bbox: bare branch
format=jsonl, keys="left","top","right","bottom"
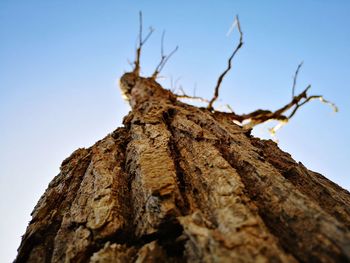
{"left": 297, "top": 95, "right": 338, "bottom": 113}
{"left": 134, "top": 11, "right": 154, "bottom": 75}
{"left": 161, "top": 30, "right": 165, "bottom": 58}
{"left": 127, "top": 59, "right": 134, "bottom": 69}
{"left": 268, "top": 92, "right": 337, "bottom": 137}
{"left": 226, "top": 16, "right": 239, "bottom": 37}
{"left": 139, "top": 11, "right": 142, "bottom": 46}
{"left": 152, "top": 32, "right": 179, "bottom": 79}
{"left": 236, "top": 84, "right": 337, "bottom": 136}
{"left": 221, "top": 62, "right": 337, "bottom": 137}
{"left": 176, "top": 94, "right": 209, "bottom": 103}
{"left": 178, "top": 86, "right": 186, "bottom": 95}
{"left": 175, "top": 85, "right": 209, "bottom": 103}
{"left": 207, "top": 15, "right": 243, "bottom": 111}
{"left": 226, "top": 104, "right": 235, "bottom": 113}
{"left": 292, "top": 61, "right": 303, "bottom": 98}
{"left": 269, "top": 120, "right": 288, "bottom": 138}
{"left": 169, "top": 76, "right": 182, "bottom": 92}
{"left": 152, "top": 31, "right": 166, "bottom": 78}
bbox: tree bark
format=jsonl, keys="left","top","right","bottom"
{"left": 16, "top": 73, "right": 350, "bottom": 263}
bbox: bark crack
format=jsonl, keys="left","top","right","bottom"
{"left": 162, "top": 108, "right": 191, "bottom": 216}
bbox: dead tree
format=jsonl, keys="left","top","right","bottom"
{"left": 15, "top": 13, "right": 349, "bottom": 263}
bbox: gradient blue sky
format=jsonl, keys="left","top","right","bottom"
{"left": 1, "top": 1, "right": 350, "bottom": 261}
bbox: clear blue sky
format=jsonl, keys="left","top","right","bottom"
{"left": 1, "top": 1, "right": 349, "bottom": 261}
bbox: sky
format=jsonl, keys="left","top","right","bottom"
{"left": 1, "top": 1, "right": 350, "bottom": 261}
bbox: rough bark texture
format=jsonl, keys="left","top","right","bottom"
{"left": 16, "top": 73, "right": 350, "bottom": 263}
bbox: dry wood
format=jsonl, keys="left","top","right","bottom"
{"left": 16, "top": 73, "right": 350, "bottom": 263}
{"left": 208, "top": 15, "right": 243, "bottom": 111}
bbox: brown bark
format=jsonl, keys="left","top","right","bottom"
{"left": 16, "top": 73, "right": 350, "bottom": 263}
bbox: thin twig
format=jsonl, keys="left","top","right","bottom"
{"left": 152, "top": 34, "right": 179, "bottom": 79}
{"left": 269, "top": 120, "right": 288, "bottom": 138}
{"left": 175, "top": 85, "right": 209, "bottom": 103}
{"left": 134, "top": 11, "right": 154, "bottom": 75}
{"left": 161, "top": 30, "right": 165, "bottom": 58}
{"left": 292, "top": 61, "right": 303, "bottom": 98}
{"left": 207, "top": 15, "right": 243, "bottom": 111}
{"left": 226, "top": 104, "right": 235, "bottom": 113}
{"left": 297, "top": 95, "right": 338, "bottom": 112}
{"left": 152, "top": 31, "right": 166, "bottom": 77}
{"left": 176, "top": 94, "right": 210, "bottom": 103}
{"left": 170, "top": 76, "right": 182, "bottom": 92}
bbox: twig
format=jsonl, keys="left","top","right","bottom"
{"left": 152, "top": 31, "right": 178, "bottom": 79}
{"left": 207, "top": 15, "right": 243, "bottom": 111}
{"left": 292, "top": 61, "right": 303, "bottom": 98}
{"left": 296, "top": 95, "right": 338, "bottom": 113}
{"left": 269, "top": 120, "right": 288, "bottom": 138}
{"left": 134, "top": 11, "right": 154, "bottom": 75}
{"left": 176, "top": 94, "right": 209, "bottom": 103}
{"left": 225, "top": 104, "right": 235, "bottom": 113}
{"left": 175, "top": 85, "right": 209, "bottom": 103}
{"left": 170, "top": 76, "right": 182, "bottom": 92}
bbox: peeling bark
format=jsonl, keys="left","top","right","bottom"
{"left": 16, "top": 74, "right": 350, "bottom": 262}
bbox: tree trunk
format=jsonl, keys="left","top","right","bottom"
{"left": 16, "top": 73, "right": 350, "bottom": 263}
